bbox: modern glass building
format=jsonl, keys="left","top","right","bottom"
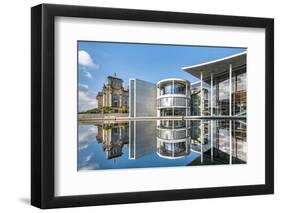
{"left": 182, "top": 51, "right": 247, "bottom": 163}
{"left": 183, "top": 51, "right": 247, "bottom": 117}
{"left": 156, "top": 78, "right": 190, "bottom": 117}
{"left": 127, "top": 52, "right": 247, "bottom": 162}
{"left": 156, "top": 78, "right": 191, "bottom": 159}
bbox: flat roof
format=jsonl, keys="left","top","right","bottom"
{"left": 157, "top": 78, "right": 189, "bottom": 85}
{"left": 182, "top": 51, "right": 246, "bottom": 78}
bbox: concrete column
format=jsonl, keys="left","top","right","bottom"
{"left": 105, "top": 91, "right": 108, "bottom": 106}
{"left": 157, "top": 83, "right": 160, "bottom": 117}
{"left": 119, "top": 126, "right": 122, "bottom": 138}
{"left": 134, "top": 79, "right": 136, "bottom": 117}
{"left": 129, "top": 80, "right": 132, "bottom": 118}
{"left": 211, "top": 73, "right": 213, "bottom": 161}
{"left": 109, "top": 91, "right": 112, "bottom": 107}
{"left": 200, "top": 71, "right": 203, "bottom": 163}
{"left": 200, "top": 71, "right": 203, "bottom": 122}
{"left": 133, "top": 120, "right": 136, "bottom": 158}
{"left": 102, "top": 94, "right": 105, "bottom": 113}
{"left": 229, "top": 63, "right": 232, "bottom": 164}
{"left": 211, "top": 73, "right": 213, "bottom": 116}
{"left": 120, "top": 93, "right": 122, "bottom": 107}
{"left": 172, "top": 80, "right": 175, "bottom": 116}
{"left": 103, "top": 94, "right": 105, "bottom": 106}
{"left": 186, "top": 82, "right": 188, "bottom": 116}
{"left": 201, "top": 121, "right": 203, "bottom": 164}
{"left": 229, "top": 63, "right": 232, "bottom": 116}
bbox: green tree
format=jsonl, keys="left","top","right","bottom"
{"left": 86, "top": 108, "right": 99, "bottom": 113}
{"left": 119, "top": 105, "right": 128, "bottom": 113}
{"left": 103, "top": 106, "right": 113, "bottom": 113}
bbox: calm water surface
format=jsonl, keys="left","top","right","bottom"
{"left": 78, "top": 119, "right": 246, "bottom": 171}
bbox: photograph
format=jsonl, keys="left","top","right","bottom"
{"left": 29, "top": 2, "right": 274, "bottom": 209}
{"left": 77, "top": 41, "right": 247, "bottom": 171}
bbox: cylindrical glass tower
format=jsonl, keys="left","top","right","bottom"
{"left": 157, "top": 78, "right": 191, "bottom": 117}
{"left": 156, "top": 78, "right": 191, "bottom": 159}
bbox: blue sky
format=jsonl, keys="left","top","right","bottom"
{"left": 78, "top": 41, "right": 246, "bottom": 111}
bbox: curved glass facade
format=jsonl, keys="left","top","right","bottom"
{"left": 156, "top": 79, "right": 191, "bottom": 159}
{"left": 159, "top": 81, "right": 189, "bottom": 95}
{"left": 159, "top": 81, "right": 187, "bottom": 95}
{"left": 157, "top": 79, "right": 190, "bottom": 117}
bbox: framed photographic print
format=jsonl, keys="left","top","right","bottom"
{"left": 31, "top": 3, "right": 274, "bottom": 209}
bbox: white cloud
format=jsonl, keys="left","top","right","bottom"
{"left": 78, "top": 143, "right": 89, "bottom": 150}
{"left": 82, "top": 70, "right": 93, "bottom": 79}
{"left": 79, "top": 83, "right": 88, "bottom": 91}
{"left": 78, "top": 125, "right": 97, "bottom": 143}
{"left": 79, "top": 163, "right": 100, "bottom": 171}
{"left": 83, "top": 152, "right": 94, "bottom": 163}
{"left": 78, "top": 84, "right": 97, "bottom": 112}
{"left": 78, "top": 50, "right": 98, "bottom": 68}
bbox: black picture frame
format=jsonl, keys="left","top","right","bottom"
{"left": 31, "top": 3, "right": 274, "bottom": 209}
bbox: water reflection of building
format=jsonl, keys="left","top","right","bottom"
{"left": 183, "top": 51, "right": 247, "bottom": 164}
{"left": 96, "top": 75, "right": 129, "bottom": 113}
{"left": 189, "top": 120, "right": 247, "bottom": 165}
{"left": 129, "top": 121, "right": 157, "bottom": 159}
{"left": 156, "top": 79, "right": 191, "bottom": 159}
{"left": 95, "top": 122, "right": 129, "bottom": 160}
{"left": 156, "top": 122, "right": 191, "bottom": 159}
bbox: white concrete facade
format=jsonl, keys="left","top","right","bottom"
{"left": 129, "top": 78, "right": 157, "bottom": 118}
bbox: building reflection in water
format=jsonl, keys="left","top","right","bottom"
{"left": 79, "top": 52, "right": 247, "bottom": 170}
{"left": 128, "top": 121, "right": 157, "bottom": 159}
{"left": 156, "top": 120, "right": 191, "bottom": 159}
{"left": 91, "top": 119, "right": 246, "bottom": 165}
{"left": 189, "top": 119, "right": 247, "bottom": 165}
{"left": 95, "top": 122, "right": 129, "bottom": 161}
